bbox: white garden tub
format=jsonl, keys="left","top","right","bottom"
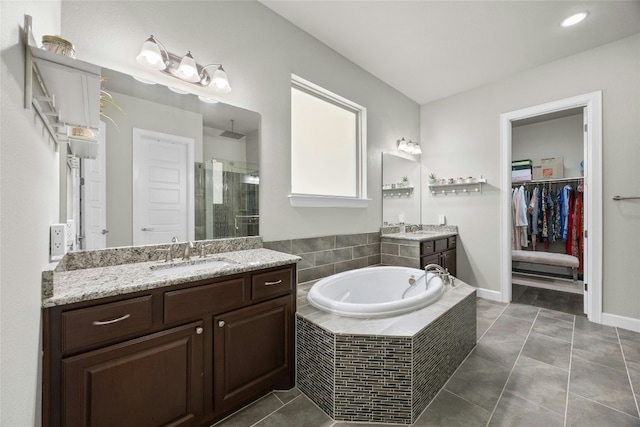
{"left": 307, "top": 266, "right": 444, "bottom": 318}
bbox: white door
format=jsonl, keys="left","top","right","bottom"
{"left": 81, "top": 121, "right": 107, "bottom": 250}
{"left": 133, "top": 128, "right": 194, "bottom": 245}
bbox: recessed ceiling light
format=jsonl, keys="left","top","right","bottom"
{"left": 561, "top": 11, "right": 588, "bottom": 27}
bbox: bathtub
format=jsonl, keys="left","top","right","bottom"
{"left": 307, "top": 266, "right": 444, "bottom": 318}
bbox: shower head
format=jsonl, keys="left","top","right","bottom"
{"left": 220, "top": 119, "right": 245, "bottom": 140}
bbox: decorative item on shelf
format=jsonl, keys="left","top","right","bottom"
{"left": 136, "top": 35, "right": 231, "bottom": 93}
{"left": 401, "top": 176, "right": 409, "bottom": 187}
{"left": 396, "top": 137, "right": 422, "bottom": 155}
{"left": 41, "top": 35, "right": 75, "bottom": 58}
{"left": 100, "top": 77, "right": 123, "bottom": 128}
{"left": 428, "top": 173, "right": 437, "bottom": 184}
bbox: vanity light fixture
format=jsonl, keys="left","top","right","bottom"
{"left": 396, "top": 137, "right": 422, "bottom": 155}
{"left": 136, "top": 35, "right": 232, "bottom": 93}
{"left": 561, "top": 11, "right": 588, "bottom": 27}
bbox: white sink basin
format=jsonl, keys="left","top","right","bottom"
{"left": 151, "top": 258, "right": 234, "bottom": 277}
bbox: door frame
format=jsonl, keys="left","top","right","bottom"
{"left": 132, "top": 128, "right": 195, "bottom": 245}
{"left": 499, "top": 91, "right": 602, "bottom": 323}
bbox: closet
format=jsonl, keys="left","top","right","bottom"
{"left": 510, "top": 108, "right": 586, "bottom": 314}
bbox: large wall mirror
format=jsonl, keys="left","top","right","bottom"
{"left": 382, "top": 153, "right": 421, "bottom": 226}
{"left": 72, "top": 67, "right": 260, "bottom": 250}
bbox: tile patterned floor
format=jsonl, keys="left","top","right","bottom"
{"left": 214, "top": 298, "right": 640, "bottom": 427}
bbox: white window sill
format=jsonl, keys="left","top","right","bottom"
{"left": 288, "top": 194, "right": 371, "bottom": 208}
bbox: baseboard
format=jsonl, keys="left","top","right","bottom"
{"left": 475, "top": 287, "right": 503, "bottom": 302}
{"left": 601, "top": 312, "right": 640, "bottom": 333}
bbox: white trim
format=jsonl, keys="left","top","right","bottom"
{"left": 475, "top": 287, "right": 503, "bottom": 302}
{"left": 288, "top": 193, "right": 371, "bottom": 208}
{"left": 499, "top": 91, "right": 602, "bottom": 323}
{"left": 601, "top": 313, "right": 640, "bottom": 333}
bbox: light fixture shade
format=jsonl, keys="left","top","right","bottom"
{"left": 412, "top": 144, "right": 422, "bottom": 155}
{"left": 397, "top": 138, "right": 408, "bottom": 152}
{"left": 176, "top": 51, "right": 201, "bottom": 83}
{"left": 211, "top": 66, "right": 231, "bottom": 93}
{"left": 136, "top": 36, "right": 166, "bottom": 70}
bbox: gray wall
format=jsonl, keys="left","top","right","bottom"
{"left": 0, "top": 2, "right": 420, "bottom": 424}
{"left": 105, "top": 91, "right": 204, "bottom": 247}
{"left": 61, "top": 0, "right": 422, "bottom": 241}
{"left": 1, "top": 3, "right": 61, "bottom": 426}
{"left": 512, "top": 114, "right": 584, "bottom": 179}
{"left": 421, "top": 34, "right": 640, "bottom": 320}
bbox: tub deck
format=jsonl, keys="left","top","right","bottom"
{"left": 296, "top": 278, "right": 477, "bottom": 424}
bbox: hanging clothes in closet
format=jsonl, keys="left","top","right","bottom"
{"left": 512, "top": 179, "right": 584, "bottom": 272}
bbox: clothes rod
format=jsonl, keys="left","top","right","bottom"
{"left": 512, "top": 177, "right": 583, "bottom": 186}
{"left": 612, "top": 195, "right": 640, "bottom": 201}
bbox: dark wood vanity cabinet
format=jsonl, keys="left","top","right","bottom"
{"left": 43, "top": 264, "right": 297, "bottom": 427}
{"left": 420, "top": 236, "right": 457, "bottom": 276}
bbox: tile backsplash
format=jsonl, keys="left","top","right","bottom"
{"left": 264, "top": 232, "right": 381, "bottom": 284}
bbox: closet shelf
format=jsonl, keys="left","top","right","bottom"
{"left": 429, "top": 178, "right": 486, "bottom": 196}
{"left": 24, "top": 14, "right": 101, "bottom": 148}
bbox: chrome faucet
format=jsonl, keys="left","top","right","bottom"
{"left": 424, "top": 263, "right": 453, "bottom": 287}
{"left": 199, "top": 243, "right": 213, "bottom": 258}
{"left": 182, "top": 241, "right": 194, "bottom": 261}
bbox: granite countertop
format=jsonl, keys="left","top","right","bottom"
{"left": 381, "top": 230, "right": 457, "bottom": 242}
{"left": 43, "top": 248, "right": 301, "bottom": 308}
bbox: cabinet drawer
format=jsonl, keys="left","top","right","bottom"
{"left": 252, "top": 268, "right": 293, "bottom": 301}
{"left": 62, "top": 295, "right": 153, "bottom": 353}
{"left": 434, "top": 238, "right": 448, "bottom": 252}
{"left": 420, "top": 240, "right": 435, "bottom": 255}
{"left": 448, "top": 236, "right": 457, "bottom": 248}
{"left": 164, "top": 278, "right": 246, "bottom": 324}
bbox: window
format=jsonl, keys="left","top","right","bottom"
{"left": 289, "top": 75, "right": 368, "bottom": 208}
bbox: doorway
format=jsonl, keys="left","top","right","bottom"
{"left": 499, "top": 92, "right": 602, "bottom": 323}
{"left": 132, "top": 128, "right": 195, "bottom": 245}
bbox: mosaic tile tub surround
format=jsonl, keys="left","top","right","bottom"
{"left": 296, "top": 282, "right": 477, "bottom": 424}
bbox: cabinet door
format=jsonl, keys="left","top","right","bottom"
{"left": 213, "top": 295, "right": 293, "bottom": 413}
{"left": 62, "top": 321, "right": 204, "bottom": 427}
{"left": 441, "top": 248, "right": 457, "bottom": 276}
{"left": 421, "top": 253, "right": 440, "bottom": 269}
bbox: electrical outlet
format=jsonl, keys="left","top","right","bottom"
{"left": 438, "top": 214, "right": 446, "bottom": 225}
{"left": 50, "top": 224, "right": 67, "bottom": 259}
{"left": 66, "top": 220, "right": 75, "bottom": 251}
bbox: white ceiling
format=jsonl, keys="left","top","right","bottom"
{"left": 260, "top": 1, "right": 640, "bottom": 105}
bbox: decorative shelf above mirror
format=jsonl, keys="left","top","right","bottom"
{"left": 24, "top": 14, "right": 101, "bottom": 150}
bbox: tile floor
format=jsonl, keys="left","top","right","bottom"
{"left": 214, "top": 298, "right": 640, "bottom": 427}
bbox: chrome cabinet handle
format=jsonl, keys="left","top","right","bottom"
{"left": 264, "top": 280, "right": 282, "bottom": 286}
{"left": 101, "top": 229, "right": 109, "bottom": 235}
{"left": 141, "top": 227, "right": 154, "bottom": 231}
{"left": 92, "top": 313, "right": 131, "bottom": 326}
{"left": 218, "top": 320, "right": 225, "bottom": 327}
{"left": 196, "top": 327, "right": 203, "bottom": 335}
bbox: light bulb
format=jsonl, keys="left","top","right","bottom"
{"left": 176, "top": 52, "right": 200, "bottom": 83}
{"left": 211, "top": 66, "right": 231, "bottom": 93}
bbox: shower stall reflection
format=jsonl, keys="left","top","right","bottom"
{"left": 195, "top": 159, "right": 259, "bottom": 240}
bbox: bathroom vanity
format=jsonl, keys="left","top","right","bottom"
{"left": 42, "top": 247, "right": 299, "bottom": 427}
{"left": 380, "top": 227, "right": 458, "bottom": 275}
